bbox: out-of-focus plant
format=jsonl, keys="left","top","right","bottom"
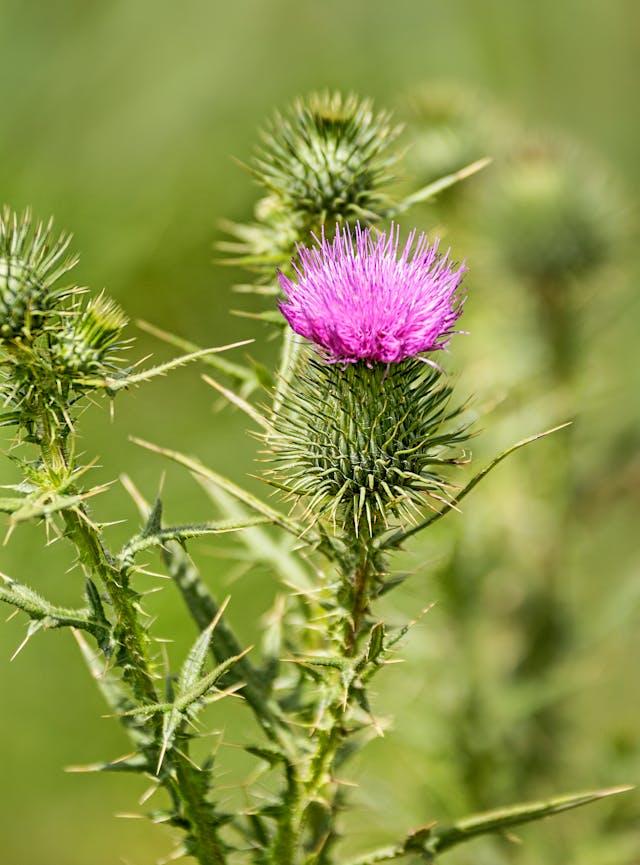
{"left": 401, "top": 85, "right": 637, "bottom": 865}
{"left": 485, "top": 139, "right": 634, "bottom": 842}
{"left": 400, "top": 84, "right": 500, "bottom": 218}
{"left": 0, "top": 93, "right": 633, "bottom": 865}
{"left": 487, "top": 139, "right": 622, "bottom": 379}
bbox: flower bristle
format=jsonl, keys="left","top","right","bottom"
{"left": 279, "top": 224, "right": 466, "bottom": 364}
{"left": 267, "top": 357, "right": 470, "bottom": 537}
{"left": 0, "top": 206, "right": 78, "bottom": 340}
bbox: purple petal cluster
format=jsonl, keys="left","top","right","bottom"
{"left": 278, "top": 224, "right": 466, "bottom": 364}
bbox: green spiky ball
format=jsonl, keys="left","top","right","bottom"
{"left": 488, "top": 145, "right": 618, "bottom": 285}
{"left": 268, "top": 357, "right": 469, "bottom": 537}
{"left": 52, "top": 294, "right": 129, "bottom": 378}
{"left": 0, "top": 207, "right": 77, "bottom": 340}
{"left": 253, "top": 91, "right": 402, "bottom": 232}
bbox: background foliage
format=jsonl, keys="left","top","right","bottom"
{"left": 0, "top": 1, "right": 638, "bottom": 863}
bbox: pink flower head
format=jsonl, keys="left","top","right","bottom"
{"left": 278, "top": 224, "right": 466, "bottom": 364}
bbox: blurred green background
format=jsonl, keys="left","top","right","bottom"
{"left": 0, "top": 1, "right": 638, "bottom": 863}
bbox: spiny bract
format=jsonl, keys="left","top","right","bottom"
{"left": 267, "top": 357, "right": 469, "bottom": 536}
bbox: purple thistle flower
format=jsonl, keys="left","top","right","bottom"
{"left": 278, "top": 224, "right": 466, "bottom": 365}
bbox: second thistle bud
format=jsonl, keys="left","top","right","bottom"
{"left": 255, "top": 92, "right": 402, "bottom": 231}
{"left": 224, "top": 92, "right": 404, "bottom": 274}
{"left": 51, "top": 294, "right": 129, "bottom": 381}
{"left": 487, "top": 143, "right": 618, "bottom": 286}
{"left": 0, "top": 207, "right": 77, "bottom": 340}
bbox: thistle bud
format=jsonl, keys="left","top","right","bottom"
{"left": 51, "top": 294, "right": 129, "bottom": 381}
{"left": 0, "top": 207, "right": 77, "bottom": 340}
{"left": 404, "top": 84, "right": 490, "bottom": 192}
{"left": 487, "top": 143, "right": 618, "bottom": 286}
{"left": 269, "top": 225, "right": 469, "bottom": 537}
{"left": 253, "top": 91, "right": 403, "bottom": 233}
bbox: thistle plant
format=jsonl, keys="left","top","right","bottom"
{"left": 401, "top": 85, "right": 496, "bottom": 214}
{"left": 402, "top": 113, "right": 635, "bottom": 862}
{"left": 0, "top": 94, "right": 633, "bottom": 865}
{"left": 481, "top": 139, "right": 627, "bottom": 785}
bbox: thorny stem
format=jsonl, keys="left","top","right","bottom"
{"left": 38, "top": 415, "right": 228, "bottom": 865}
{"left": 275, "top": 534, "right": 380, "bottom": 865}
{"left": 172, "top": 757, "right": 227, "bottom": 865}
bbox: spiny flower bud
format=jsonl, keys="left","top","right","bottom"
{"left": 0, "top": 206, "right": 77, "bottom": 340}
{"left": 268, "top": 358, "right": 468, "bottom": 536}
{"left": 487, "top": 143, "right": 618, "bottom": 285}
{"left": 253, "top": 91, "right": 403, "bottom": 232}
{"left": 51, "top": 294, "right": 129, "bottom": 379}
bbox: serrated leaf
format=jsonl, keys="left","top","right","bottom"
{"left": 136, "top": 319, "right": 256, "bottom": 389}
{"left": 6, "top": 486, "right": 109, "bottom": 524}
{"left": 120, "top": 517, "right": 271, "bottom": 562}
{"left": 178, "top": 598, "right": 230, "bottom": 695}
{"left": 95, "top": 341, "right": 254, "bottom": 393}
{"left": 0, "top": 573, "right": 107, "bottom": 638}
{"left": 120, "top": 647, "right": 251, "bottom": 720}
{"left": 365, "top": 622, "right": 386, "bottom": 664}
{"left": 345, "top": 786, "right": 634, "bottom": 864}
{"left": 175, "top": 646, "right": 251, "bottom": 712}
{"left": 142, "top": 497, "right": 163, "bottom": 538}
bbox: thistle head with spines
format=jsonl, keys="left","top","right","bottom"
{"left": 0, "top": 206, "right": 78, "bottom": 341}
{"left": 268, "top": 223, "right": 470, "bottom": 541}
{"left": 51, "top": 293, "right": 129, "bottom": 380}
{"left": 254, "top": 91, "right": 402, "bottom": 228}
{"left": 0, "top": 207, "right": 132, "bottom": 447}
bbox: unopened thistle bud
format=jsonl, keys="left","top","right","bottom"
{"left": 51, "top": 294, "right": 129, "bottom": 380}
{"left": 254, "top": 91, "right": 403, "bottom": 232}
{"left": 487, "top": 143, "right": 618, "bottom": 286}
{"left": 404, "top": 84, "right": 490, "bottom": 192}
{"left": 269, "top": 225, "right": 469, "bottom": 536}
{"left": 0, "top": 207, "right": 77, "bottom": 340}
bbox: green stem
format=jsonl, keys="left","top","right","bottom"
{"left": 39, "top": 425, "right": 228, "bottom": 865}
{"left": 172, "top": 751, "right": 227, "bottom": 865}
{"left": 282, "top": 536, "right": 379, "bottom": 865}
